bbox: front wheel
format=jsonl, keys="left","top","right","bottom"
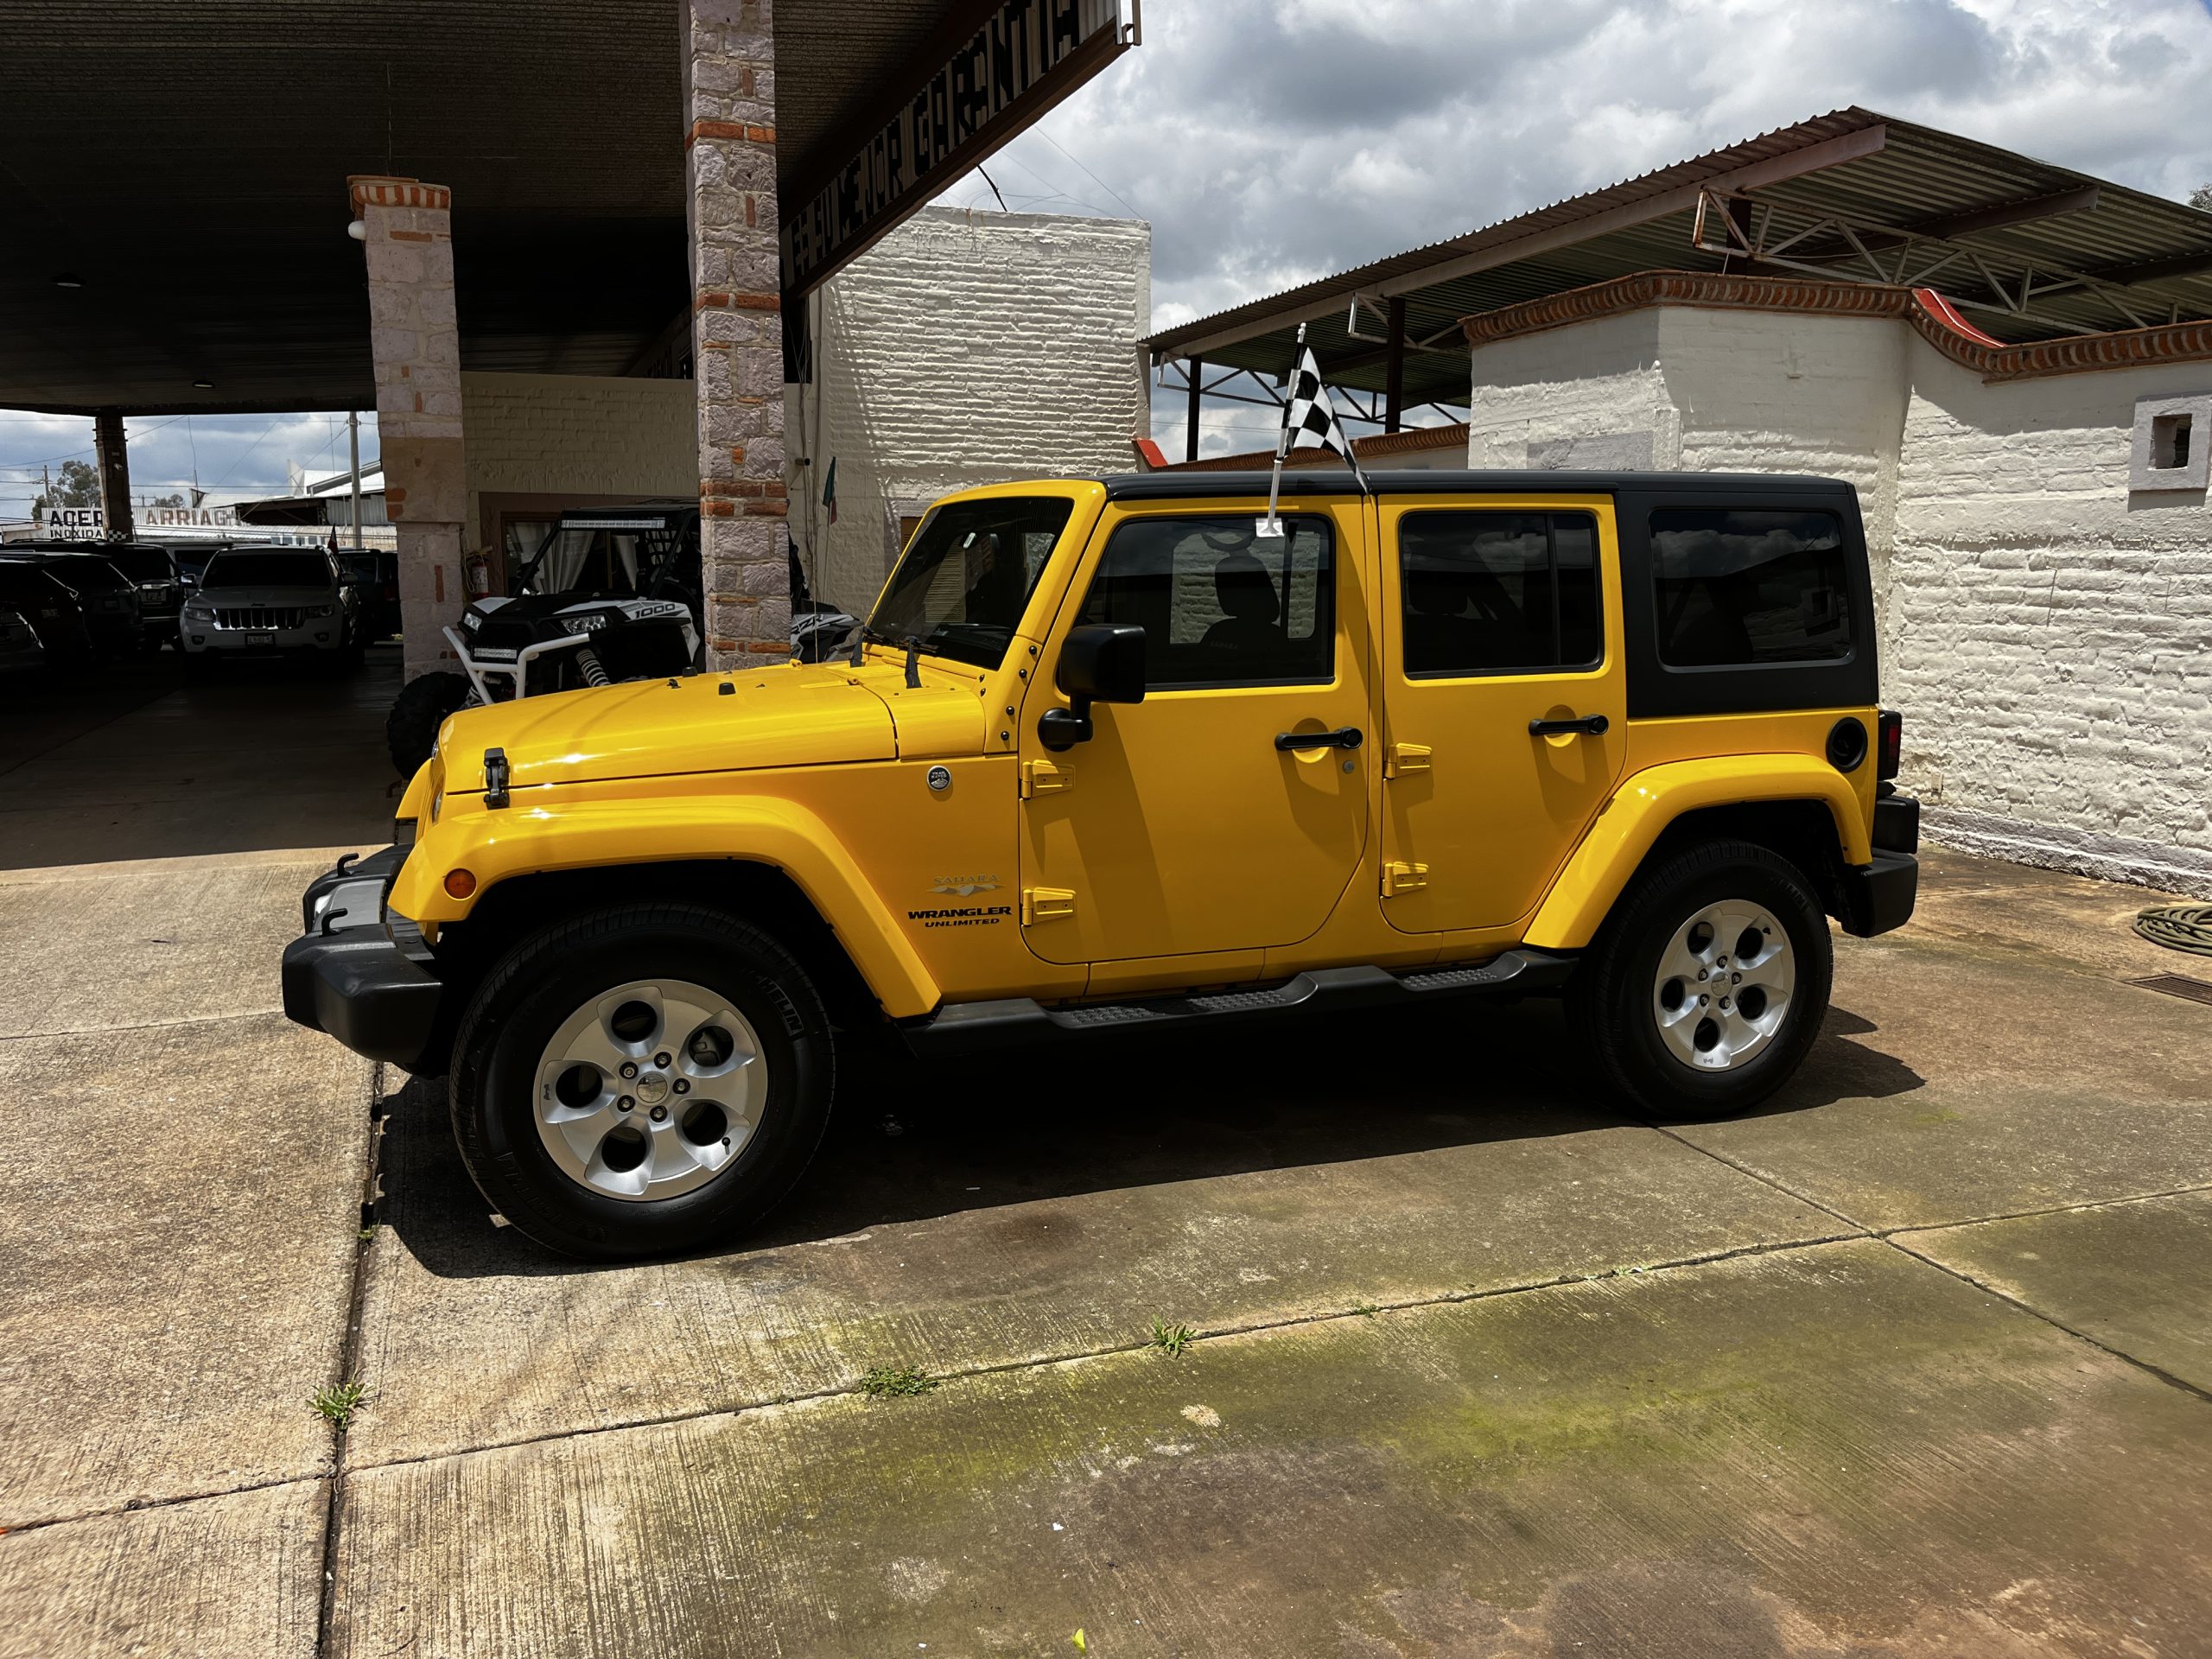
{"left": 385, "top": 670, "right": 473, "bottom": 777}
{"left": 1567, "top": 838, "right": 1833, "bottom": 1122}
{"left": 448, "top": 903, "right": 836, "bottom": 1260}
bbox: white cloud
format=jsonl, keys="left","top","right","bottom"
{"left": 937, "top": 0, "right": 2212, "bottom": 347}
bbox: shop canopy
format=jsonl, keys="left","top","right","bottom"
{"left": 0, "top": 0, "right": 1132, "bottom": 413}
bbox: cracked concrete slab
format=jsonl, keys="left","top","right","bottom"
{"left": 0, "top": 1479, "right": 325, "bottom": 1659}
{"left": 1897, "top": 1188, "right": 2212, "bottom": 1395}
{"left": 330, "top": 1239, "right": 2212, "bottom": 1658}
{"left": 0, "top": 1015, "right": 370, "bottom": 1526}
{"left": 346, "top": 1001, "right": 1847, "bottom": 1469}
{"left": 1672, "top": 925, "right": 2212, "bottom": 1231}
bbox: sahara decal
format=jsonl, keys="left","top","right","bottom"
{"left": 930, "top": 874, "right": 1001, "bottom": 897}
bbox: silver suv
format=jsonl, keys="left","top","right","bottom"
{"left": 181, "top": 548, "right": 362, "bottom": 671}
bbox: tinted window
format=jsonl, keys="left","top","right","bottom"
{"left": 1398, "top": 512, "right": 1602, "bottom": 677}
{"left": 200, "top": 551, "right": 333, "bottom": 588}
{"left": 1077, "top": 516, "right": 1333, "bottom": 689}
{"left": 107, "top": 546, "right": 176, "bottom": 582}
{"left": 1649, "top": 509, "right": 1852, "bottom": 667}
{"left": 40, "top": 555, "right": 130, "bottom": 591}
{"left": 868, "top": 496, "right": 1073, "bottom": 670}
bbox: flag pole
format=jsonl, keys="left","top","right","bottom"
{"left": 1256, "top": 322, "right": 1305, "bottom": 540}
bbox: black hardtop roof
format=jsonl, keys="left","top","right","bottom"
{"left": 1100, "top": 469, "right": 1853, "bottom": 501}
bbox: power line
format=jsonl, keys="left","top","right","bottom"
{"left": 1033, "top": 127, "right": 1142, "bottom": 219}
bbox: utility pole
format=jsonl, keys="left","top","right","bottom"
{"left": 93, "top": 409, "right": 133, "bottom": 542}
{"left": 347, "top": 410, "right": 364, "bottom": 551}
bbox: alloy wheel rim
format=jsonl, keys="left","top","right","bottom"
{"left": 532, "top": 978, "right": 764, "bottom": 1202}
{"left": 1650, "top": 900, "right": 1795, "bottom": 1072}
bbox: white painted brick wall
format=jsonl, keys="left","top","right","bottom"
{"left": 787, "top": 206, "right": 1151, "bottom": 611}
{"left": 1890, "top": 343, "right": 2212, "bottom": 890}
{"left": 1464, "top": 308, "right": 2212, "bottom": 893}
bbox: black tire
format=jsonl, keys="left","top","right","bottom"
{"left": 385, "top": 670, "right": 473, "bottom": 777}
{"left": 1567, "top": 838, "right": 1832, "bottom": 1122}
{"left": 448, "top": 903, "right": 836, "bottom": 1261}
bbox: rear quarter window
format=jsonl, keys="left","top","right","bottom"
{"left": 1649, "top": 508, "right": 1852, "bottom": 667}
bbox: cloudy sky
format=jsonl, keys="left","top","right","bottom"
{"left": 940, "top": 0, "right": 2212, "bottom": 455}
{"left": 6, "top": 0, "right": 2209, "bottom": 505}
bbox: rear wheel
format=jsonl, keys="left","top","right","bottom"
{"left": 385, "top": 670, "right": 473, "bottom": 776}
{"left": 448, "top": 903, "right": 836, "bottom": 1260}
{"left": 1567, "top": 838, "right": 1832, "bottom": 1121}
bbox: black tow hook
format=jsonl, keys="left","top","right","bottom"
{"left": 484, "top": 747, "right": 511, "bottom": 810}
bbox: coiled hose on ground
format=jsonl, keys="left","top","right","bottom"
{"left": 2133, "top": 904, "right": 2212, "bottom": 958}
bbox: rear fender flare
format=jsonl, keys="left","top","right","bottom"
{"left": 389, "top": 795, "right": 941, "bottom": 1019}
{"left": 1524, "top": 755, "right": 1872, "bottom": 951}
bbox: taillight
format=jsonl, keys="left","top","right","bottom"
{"left": 1877, "top": 710, "right": 1903, "bottom": 780}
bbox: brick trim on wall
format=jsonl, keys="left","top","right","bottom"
{"left": 1459, "top": 270, "right": 2212, "bottom": 385}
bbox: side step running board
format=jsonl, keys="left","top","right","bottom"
{"left": 899, "top": 950, "right": 1577, "bottom": 1058}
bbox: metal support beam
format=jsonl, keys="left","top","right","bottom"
{"left": 93, "top": 410, "right": 131, "bottom": 542}
{"left": 1384, "top": 296, "right": 1406, "bottom": 433}
{"left": 1185, "top": 356, "right": 1202, "bottom": 462}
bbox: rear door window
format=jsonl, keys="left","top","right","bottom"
{"left": 1398, "top": 511, "right": 1602, "bottom": 677}
{"left": 1649, "top": 508, "right": 1852, "bottom": 666}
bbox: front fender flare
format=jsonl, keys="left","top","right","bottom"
{"left": 1523, "top": 755, "right": 1872, "bottom": 952}
{"left": 389, "top": 795, "right": 942, "bottom": 1019}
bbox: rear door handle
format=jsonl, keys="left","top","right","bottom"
{"left": 1528, "top": 715, "right": 1609, "bottom": 737}
{"left": 1275, "top": 726, "right": 1364, "bottom": 752}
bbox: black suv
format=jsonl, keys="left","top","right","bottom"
{"left": 0, "top": 547, "right": 141, "bottom": 658}
{"left": 0, "top": 561, "right": 93, "bottom": 668}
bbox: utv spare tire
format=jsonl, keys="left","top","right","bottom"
{"left": 387, "top": 671, "right": 474, "bottom": 778}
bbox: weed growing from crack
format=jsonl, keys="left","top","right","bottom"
{"left": 309, "top": 1378, "right": 369, "bottom": 1430}
{"left": 1148, "top": 1318, "right": 1197, "bottom": 1357}
{"left": 859, "top": 1365, "right": 938, "bottom": 1398}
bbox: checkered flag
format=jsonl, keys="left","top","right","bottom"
{"left": 1279, "top": 343, "right": 1368, "bottom": 490}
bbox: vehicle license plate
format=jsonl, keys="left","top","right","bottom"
{"left": 248, "top": 631, "right": 276, "bottom": 647}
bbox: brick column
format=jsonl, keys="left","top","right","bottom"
{"left": 683, "top": 0, "right": 789, "bottom": 667}
{"left": 349, "top": 175, "right": 469, "bottom": 683}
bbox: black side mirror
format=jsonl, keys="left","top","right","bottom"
{"left": 1039, "top": 623, "right": 1145, "bottom": 751}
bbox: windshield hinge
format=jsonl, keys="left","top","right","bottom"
{"left": 1020, "top": 760, "right": 1069, "bottom": 799}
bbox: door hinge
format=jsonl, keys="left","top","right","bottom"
{"left": 1021, "top": 887, "right": 1077, "bottom": 925}
{"left": 1384, "top": 741, "right": 1432, "bottom": 779}
{"left": 1020, "top": 759, "right": 1068, "bottom": 798}
{"left": 1381, "top": 861, "right": 1429, "bottom": 898}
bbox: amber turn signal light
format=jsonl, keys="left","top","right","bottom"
{"left": 443, "top": 868, "right": 478, "bottom": 899}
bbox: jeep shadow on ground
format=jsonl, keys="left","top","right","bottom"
{"left": 376, "top": 993, "right": 1922, "bottom": 1279}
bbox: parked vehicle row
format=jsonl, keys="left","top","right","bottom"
{"left": 0, "top": 540, "right": 386, "bottom": 683}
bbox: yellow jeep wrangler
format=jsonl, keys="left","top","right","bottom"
{"left": 284, "top": 470, "right": 1917, "bottom": 1259}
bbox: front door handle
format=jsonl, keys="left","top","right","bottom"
{"left": 1528, "top": 715, "right": 1609, "bottom": 737}
{"left": 1275, "top": 726, "right": 1364, "bottom": 752}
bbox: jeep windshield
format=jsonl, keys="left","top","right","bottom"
{"left": 202, "top": 551, "right": 330, "bottom": 588}
{"left": 865, "top": 497, "right": 1074, "bottom": 669}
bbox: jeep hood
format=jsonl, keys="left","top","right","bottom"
{"left": 435, "top": 658, "right": 986, "bottom": 793}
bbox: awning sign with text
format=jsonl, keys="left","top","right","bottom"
{"left": 781, "top": 0, "right": 1131, "bottom": 297}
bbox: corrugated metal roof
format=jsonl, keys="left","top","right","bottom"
{"left": 1149, "top": 108, "right": 2212, "bottom": 404}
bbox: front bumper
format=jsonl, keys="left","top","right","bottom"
{"left": 281, "top": 846, "right": 446, "bottom": 1068}
{"left": 183, "top": 623, "right": 342, "bottom": 654}
{"left": 1836, "top": 791, "right": 1920, "bottom": 938}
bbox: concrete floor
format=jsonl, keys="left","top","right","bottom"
{"left": 1, "top": 651, "right": 2209, "bottom": 1656}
